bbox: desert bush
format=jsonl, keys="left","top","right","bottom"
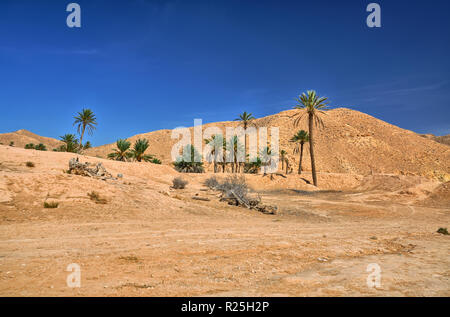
{"left": 172, "top": 177, "right": 188, "bottom": 189}
{"left": 44, "top": 201, "right": 59, "bottom": 208}
{"left": 437, "top": 227, "right": 449, "bottom": 235}
{"left": 25, "top": 161, "right": 35, "bottom": 168}
{"left": 204, "top": 176, "right": 219, "bottom": 189}
{"left": 9, "top": 141, "right": 14, "bottom": 147}
{"left": 87, "top": 191, "right": 107, "bottom": 204}
{"left": 25, "top": 143, "right": 35, "bottom": 149}
{"left": 34, "top": 143, "right": 47, "bottom": 151}
{"left": 216, "top": 175, "right": 248, "bottom": 198}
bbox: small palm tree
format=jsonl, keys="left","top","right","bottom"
{"left": 205, "top": 134, "right": 224, "bottom": 173}
{"left": 260, "top": 146, "right": 274, "bottom": 176}
{"left": 73, "top": 108, "right": 97, "bottom": 152}
{"left": 174, "top": 145, "right": 204, "bottom": 173}
{"left": 108, "top": 139, "right": 131, "bottom": 161}
{"left": 290, "top": 130, "right": 309, "bottom": 175}
{"left": 291, "top": 90, "right": 329, "bottom": 186}
{"left": 130, "top": 139, "right": 150, "bottom": 162}
{"left": 234, "top": 112, "right": 256, "bottom": 163}
{"left": 280, "top": 150, "right": 287, "bottom": 172}
{"left": 59, "top": 134, "right": 79, "bottom": 153}
{"left": 83, "top": 141, "right": 92, "bottom": 150}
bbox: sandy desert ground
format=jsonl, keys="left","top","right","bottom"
{"left": 0, "top": 144, "right": 449, "bottom": 297}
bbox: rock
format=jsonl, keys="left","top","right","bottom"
{"left": 68, "top": 158, "right": 116, "bottom": 180}
{"left": 117, "top": 173, "right": 123, "bottom": 178}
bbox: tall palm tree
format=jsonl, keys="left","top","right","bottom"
{"left": 59, "top": 134, "right": 79, "bottom": 153}
{"left": 291, "top": 91, "right": 329, "bottom": 186}
{"left": 234, "top": 112, "right": 255, "bottom": 163}
{"left": 108, "top": 139, "right": 131, "bottom": 161}
{"left": 290, "top": 130, "right": 309, "bottom": 175}
{"left": 228, "top": 136, "right": 244, "bottom": 173}
{"left": 73, "top": 108, "right": 97, "bottom": 152}
{"left": 205, "top": 134, "right": 224, "bottom": 173}
{"left": 280, "top": 149, "right": 287, "bottom": 172}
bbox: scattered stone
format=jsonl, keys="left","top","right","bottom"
{"left": 117, "top": 173, "right": 123, "bottom": 178}
{"left": 192, "top": 196, "right": 210, "bottom": 201}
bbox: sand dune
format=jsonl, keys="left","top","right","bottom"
{"left": 0, "top": 129, "right": 62, "bottom": 150}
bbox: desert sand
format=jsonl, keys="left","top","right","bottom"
{"left": 0, "top": 108, "right": 449, "bottom": 296}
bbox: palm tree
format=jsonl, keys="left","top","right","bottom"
{"left": 130, "top": 139, "right": 151, "bottom": 162}
{"left": 260, "top": 146, "right": 274, "bottom": 176}
{"left": 205, "top": 134, "right": 224, "bottom": 173}
{"left": 59, "top": 134, "right": 79, "bottom": 153}
{"left": 73, "top": 108, "right": 97, "bottom": 152}
{"left": 108, "top": 139, "right": 131, "bottom": 161}
{"left": 291, "top": 91, "right": 329, "bottom": 186}
{"left": 174, "top": 145, "right": 204, "bottom": 173}
{"left": 290, "top": 130, "right": 309, "bottom": 175}
{"left": 280, "top": 150, "right": 287, "bottom": 172}
{"left": 228, "top": 136, "right": 245, "bottom": 173}
{"left": 234, "top": 112, "right": 255, "bottom": 163}
{"left": 83, "top": 141, "right": 92, "bottom": 150}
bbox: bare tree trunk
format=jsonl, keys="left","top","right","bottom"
{"left": 281, "top": 155, "right": 284, "bottom": 172}
{"left": 309, "top": 114, "right": 318, "bottom": 186}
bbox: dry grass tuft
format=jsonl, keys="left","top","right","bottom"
{"left": 87, "top": 191, "right": 108, "bottom": 204}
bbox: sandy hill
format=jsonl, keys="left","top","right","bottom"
{"left": 86, "top": 108, "right": 450, "bottom": 180}
{"left": 0, "top": 129, "right": 62, "bottom": 150}
{"left": 420, "top": 133, "right": 450, "bottom": 146}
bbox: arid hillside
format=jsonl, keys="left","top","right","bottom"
{"left": 420, "top": 133, "right": 450, "bottom": 147}
{"left": 0, "top": 129, "right": 62, "bottom": 150}
{"left": 85, "top": 108, "right": 450, "bottom": 180}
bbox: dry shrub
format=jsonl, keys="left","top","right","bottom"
{"left": 172, "top": 177, "right": 188, "bottom": 189}
{"left": 25, "top": 161, "right": 35, "bottom": 168}
{"left": 204, "top": 176, "right": 219, "bottom": 189}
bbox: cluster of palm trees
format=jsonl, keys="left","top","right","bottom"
{"left": 107, "top": 138, "right": 161, "bottom": 164}
{"left": 57, "top": 109, "right": 96, "bottom": 153}
{"left": 53, "top": 90, "right": 327, "bottom": 186}
{"left": 196, "top": 90, "right": 328, "bottom": 186}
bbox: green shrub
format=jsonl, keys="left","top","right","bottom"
{"left": 437, "top": 228, "right": 449, "bottom": 235}
{"left": 25, "top": 161, "right": 35, "bottom": 168}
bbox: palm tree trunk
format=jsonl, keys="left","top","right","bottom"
{"left": 281, "top": 155, "right": 284, "bottom": 172}
{"left": 308, "top": 114, "right": 318, "bottom": 186}
{"left": 285, "top": 159, "right": 289, "bottom": 174}
{"left": 298, "top": 143, "right": 304, "bottom": 175}
{"left": 79, "top": 125, "right": 86, "bottom": 153}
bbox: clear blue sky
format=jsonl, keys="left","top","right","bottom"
{"left": 1, "top": 0, "right": 449, "bottom": 146}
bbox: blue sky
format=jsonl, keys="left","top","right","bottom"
{"left": 1, "top": 0, "right": 449, "bottom": 146}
